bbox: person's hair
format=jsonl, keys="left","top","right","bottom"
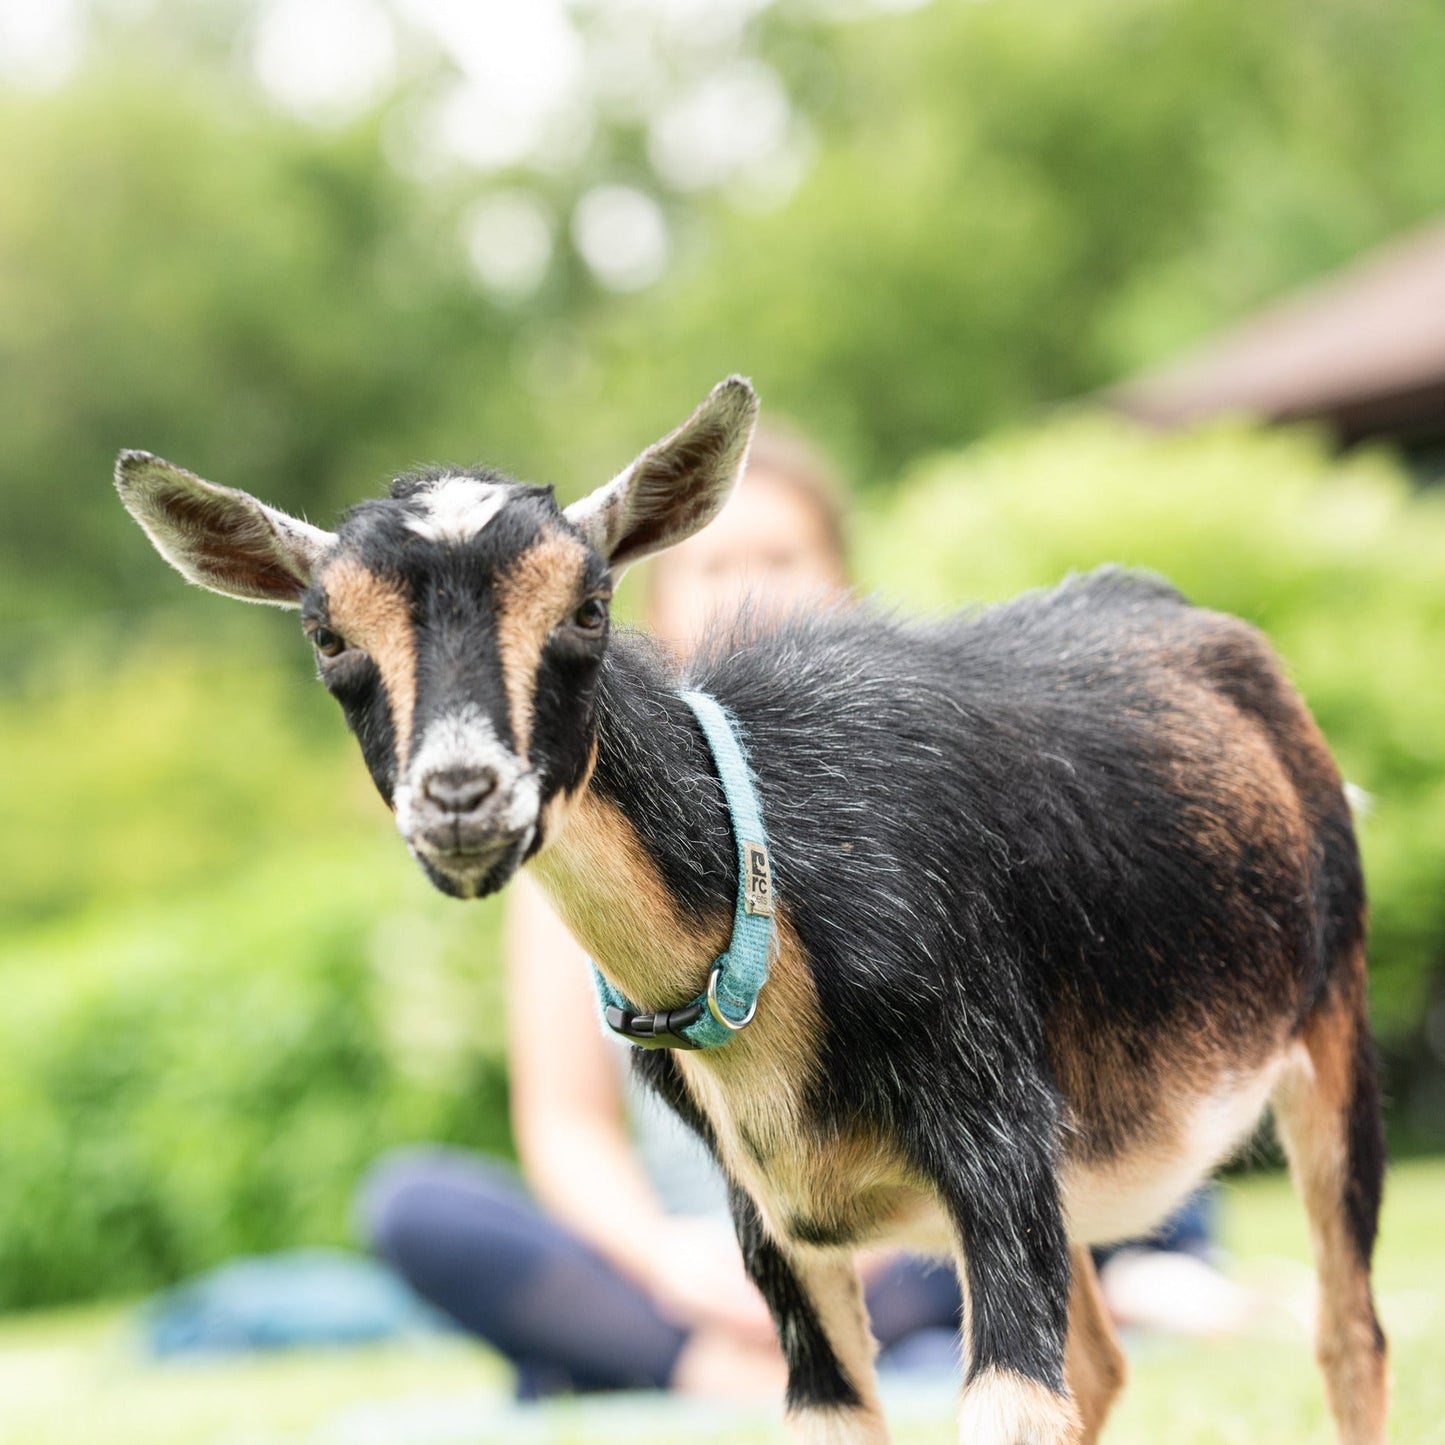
{"left": 644, "top": 420, "right": 852, "bottom": 610}
{"left": 739, "top": 421, "right": 852, "bottom": 573}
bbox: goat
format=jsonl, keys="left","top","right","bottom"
{"left": 115, "top": 377, "right": 1388, "bottom": 1444}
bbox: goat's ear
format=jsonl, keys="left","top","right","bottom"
{"left": 565, "top": 375, "right": 758, "bottom": 573}
{"left": 115, "top": 451, "right": 336, "bottom": 607}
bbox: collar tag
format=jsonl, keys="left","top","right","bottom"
{"left": 742, "top": 841, "right": 774, "bottom": 917}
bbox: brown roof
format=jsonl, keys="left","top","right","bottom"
{"left": 1111, "top": 218, "right": 1445, "bottom": 444}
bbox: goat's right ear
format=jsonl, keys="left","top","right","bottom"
{"left": 565, "top": 375, "right": 758, "bottom": 574}
{"left": 115, "top": 451, "right": 336, "bottom": 607}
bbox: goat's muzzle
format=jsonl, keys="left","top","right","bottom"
{"left": 414, "top": 765, "right": 500, "bottom": 842}
{"left": 399, "top": 765, "right": 538, "bottom": 899}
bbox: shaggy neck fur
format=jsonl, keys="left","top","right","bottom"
{"left": 529, "top": 633, "right": 738, "bottom": 1011}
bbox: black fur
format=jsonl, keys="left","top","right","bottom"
{"left": 1345, "top": 1027, "right": 1387, "bottom": 1278}
{"left": 731, "top": 1183, "right": 865, "bottom": 1412}
{"left": 631, "top": 1047, "right": 864, "bottom": 1408}
{"left": 582, "top": 569, "right": 1371, "bottom": 1401}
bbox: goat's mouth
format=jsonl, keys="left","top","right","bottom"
{"left": 394, "top": 761, "right": 541, "bottom": 900}
{"left": 395, "top": 774, "right": 543, "bottom": 895}
{"left": 408, "top": 828, "right": 532, "bottom": 900}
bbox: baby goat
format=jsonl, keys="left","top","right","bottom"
{"left": 116, "top": 378, "right": 1387, "bottom": 1444}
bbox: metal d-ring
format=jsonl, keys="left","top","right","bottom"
{"left": 706, "top": 962, "right": 758, "bottom": 1032}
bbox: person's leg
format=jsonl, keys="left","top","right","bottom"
{"left": 357, "top": 1147, "right": 689, "bottom": 1395}
{"left": 1145, "top": 1185, "right": 1216, "bottom": 1259}
{"left": 862, "top": 1252, "right": 963, "bottom": 1375}
{"left": 1090, "top": 1184, "right": 1216, "bottom": 1275}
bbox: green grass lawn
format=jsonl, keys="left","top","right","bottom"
{"left": 1, "top": 1159, "right": 1441, "bottom": 1444}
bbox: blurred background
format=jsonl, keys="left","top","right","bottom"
{"left": 1, "top": 0, "right": 1444, "bottom": 1440}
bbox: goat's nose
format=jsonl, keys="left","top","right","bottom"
{"left": 420, "top": 766, "right": 498, "bottom": 816}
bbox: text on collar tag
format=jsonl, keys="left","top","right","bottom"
{"left": 743, "top": 842, "right": 774, "bottom": 917}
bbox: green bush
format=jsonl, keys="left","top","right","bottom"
{"left": 0, "top": 851, "right": 511, "bottom": 1310}
{"left": 0, "top": 628, "right": 511, "bottom": 1309}
{"left": 860, "top": 415, "right": 1445, "bottom": 1048}
{"left": 2, "top": 416, "right": 1442, "bottom": 1308}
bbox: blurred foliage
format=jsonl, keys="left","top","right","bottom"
{"left": 5, "top": 0, "right": 1445, "bottom": 621}
{"left": 0, "top": 631, "right": 511, "bottom": 1309}
{"left": 576, "top": 0, "right": 1445, "bottom": 483}
{"left": 2, "top": 420, "right": 1443, "bottom": 1307}
{"left": 0, "top": 71, "right": 533, "bottom": 624}
{"left": 2, "top": 0, "right": 1445, "bottom": 1308}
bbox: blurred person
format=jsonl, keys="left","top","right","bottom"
{"left": 1093, "top": 1188, "right": 1255, "bottom": 1337}
{"left": 357, "top": 427, "right": 1245, "bottom": 1399}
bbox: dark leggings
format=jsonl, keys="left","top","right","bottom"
{"left": 356, "top": 1147, "right": 963, "bottom": 1397}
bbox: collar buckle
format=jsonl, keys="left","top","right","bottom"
{"left": 602, "top": 999, "right": 705, "bottom": 1050}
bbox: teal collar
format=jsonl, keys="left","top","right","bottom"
{"left": 590, "top": 689, "right": 775, "bottom": 1050}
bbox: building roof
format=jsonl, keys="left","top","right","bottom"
{"left": 1111, "top": 218, "right": 1445, "bottom": 446}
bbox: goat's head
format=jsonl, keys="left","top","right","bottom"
{"left": 115, "top": 377, "right": 758, "bottom": 899}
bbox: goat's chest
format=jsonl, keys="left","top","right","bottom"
{"left": 677, "top": 1051, "right": 940, "bottom": 1251}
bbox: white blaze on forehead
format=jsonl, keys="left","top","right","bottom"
{"left": 404, "top": 476, "right": 509, "bottom": 544}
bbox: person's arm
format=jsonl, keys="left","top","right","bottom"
{"left": 505, "top": 874, "right": 772, "bottom": 1339}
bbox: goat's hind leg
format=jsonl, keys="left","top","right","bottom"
{"left": 1272, "top": 971, "right": 1389, "bottom": 1445}
{"left": 729, "top": 1186, "right": 890, "bottom": 1445}
{"left": 1064, "top": 1247, "right": 1126, "bottom": 1443}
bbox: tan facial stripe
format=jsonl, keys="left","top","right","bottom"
{"left": 320, "top": 557, "right": 418, "bottom": 770}
{"left": 491, "top": 529, "right": 589, "bottom": 758}
{"left": 534, "top": 738, "right": 599, "bottom": 854}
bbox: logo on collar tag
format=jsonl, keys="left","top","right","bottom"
{"left": 742, "top": 842, "right": 774, "bottom": 917}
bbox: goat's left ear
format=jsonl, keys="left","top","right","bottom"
{"left": 566, "top": 376, "right": 758, "bottom": 573}
{"left": 115, "top": 450, "right": 336, "bottom": 607}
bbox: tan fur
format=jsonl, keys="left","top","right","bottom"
{"left": 1064, "top": 1248, "right": 1126, "bottom": 1443}
{"left": 1060, "top": 1050, "right": 1288, "bottom": 1246}
{"left": 492, "top": 530, "right": 589, "bottom": 757}
{"left": 529, "top": 790, "right": 725, "bottom": 1005}
{"left": 1047, "top": 668, "right": 1313, "bottom": 1248}
{"left": 530, "top": 784, "right": 930, "bottom": 1251}
{"left": 785, "top": 1250, "right": 888, "bottom": 1443}
{"left": 532, "top": 786, "right": 937, "bottom": 1445}
{"left": 1175, "top": 692, "right": 1309, "bottom": 874}
{"left": 1046, "top": 672, "right": 1309, "bottom": 1209}
{"left": 319, "top": 558, "right": 418, "bottom": 770}
{"left": 957, "top": 1366, "right": 1082, "bottom": 1444}
{"left": 787, "top": 1406, "right": 891, "bottom": 1445}
{"left": 676, "top": 915, "right": 839, "bottom": 1228}
{"left": 1272, "top": 976, "right": 1389, "bottom": 1445}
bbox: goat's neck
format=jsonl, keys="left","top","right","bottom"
{"left": 528, "top": 633, "right": 737, "bottom": 1011}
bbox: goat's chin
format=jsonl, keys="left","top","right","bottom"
{"left": 409, "top": 837, "right": 528, "bottom": 901}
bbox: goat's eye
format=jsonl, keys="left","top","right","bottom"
{"left": 311, "top": 626, "right": 347, "bottom": 657}
{"left": 572, "top": 598, "right": 608, "bottom": 633}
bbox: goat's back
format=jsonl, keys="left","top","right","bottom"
{"left": 689, "top": 566, "right": 1362, "bottom": 1169}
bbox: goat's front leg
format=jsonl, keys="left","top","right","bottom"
{"left": 729, "top": 1184, "right": 889, "bottom": 1445}
{"left": 922, "top": 1126, "right": 1080, "bottom": 1444}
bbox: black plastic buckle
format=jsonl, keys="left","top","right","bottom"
{"left": 603, "top": 998, "right": 705, "bottom": 1050}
